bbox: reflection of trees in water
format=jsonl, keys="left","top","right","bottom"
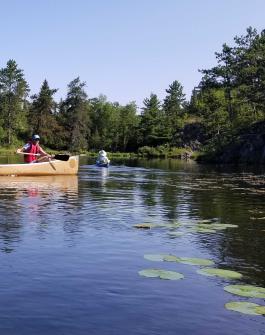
{"left": 185, "top": 176, "right": 265, "bottom": 287}
{"left": 0, "top": 190, "right": 22, "bottom": 253}
{"left": 0, "top": 176, "right": 79, "bottom": 253}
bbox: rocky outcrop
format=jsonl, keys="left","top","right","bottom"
{"left": 215, "top": 121, "right": 265, "bottom": 164}
{"left": 182, "top": 122, "right": 207, "bottom": 150}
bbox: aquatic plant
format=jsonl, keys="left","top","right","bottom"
{"left": 197, "top": 268, "right": 243, "bottom": 279}
{"left": 224, "top": 285, "right": 265, "bottom": 298}
{"left": 144, "top": 254, "right": 214, "bottom": 266}
{"left": 225, "top": 301, "right": 265, "bottom": 315}
{"left": 138, "top": 269, "right": 184, "bottom": 280}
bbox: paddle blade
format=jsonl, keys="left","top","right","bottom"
{"left": 53, "top": 154, "right": 70, "bottom": 161}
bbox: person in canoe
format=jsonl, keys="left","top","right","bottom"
{"left": 16, "top": 134, "right": 52, "bottom": 163}
{"left": 96, "top": 150, "right": 110, "bottom": 167}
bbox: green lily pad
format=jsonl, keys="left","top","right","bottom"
{"left": 134, "top": 222, "right": 181, "bottom": 229}
{"left": 138, "top": 269, "right": 184, "bottom": 280}
{"left": 168, "top": 232, "right": 184, "bottom": 237}
{"left": 163, "top": 255, "right": 181, "bottom": 262}
{"left": 169, "top": 232, "right": 184, "bottom": 237}
{"left": 144, "top": 254, "right": 165, "bottom": 262}
{"left": 219, "top": 224, "right": 238, "bottom": 228}
{"left": 225, "top": 301, "right": 265, "bottom": 315}
{"left": 197, "top": 223, "right": 238, "bottom": 230}
{"left": 255, "top": 306, "right": 265, "bottom": 314}
{"left": 197, "top": 268, "right": 243, "bottom": 279}
{"left": 144, "top": 254, "right": 181, "bottom": 262}
{"left": 224, "top": 285, "right": 265, "bottom": 298}
{"left": 178, "top": 257, "right": 214, "bottom": 266}
{"left": 211, "top": 223, "right": 238, "bottom": 229}
{"left": 190, "top": 227, "right": 217, "bottom": 233}
{"left": 144, "top": 254, "right": 213, "bottom": 266}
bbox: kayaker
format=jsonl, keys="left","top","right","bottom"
{"left": 96, "top": 150, "right": 110, "bottom": 165}
{"left": 16, "top": 134, "right": 52, "bottom": 163}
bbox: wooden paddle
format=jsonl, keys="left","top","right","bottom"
{"left": 17, "top": 152, "right": 70, "bottom": 161}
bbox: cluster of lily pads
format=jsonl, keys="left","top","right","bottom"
{"left": 133, "top": 219, "right": 238, "bottom": 235}
{"left": 138, "top": 253, "right": 265, "bottom": 316}
{"left": 134, "top": 219, "right": 265, "bottom": 315}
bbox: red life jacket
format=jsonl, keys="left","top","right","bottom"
{"left": 24, "top": 141, "right": 40, "bottom": 163}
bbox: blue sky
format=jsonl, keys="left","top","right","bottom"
{"left": 1, "top": 0, "right": 265, "bottom": 108}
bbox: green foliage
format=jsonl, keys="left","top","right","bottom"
{"left": 0, "top": 60, "right": 29, "bottom": 144}
{"left": 139, "top": 93, "right": 167, "bottom": 147}
{"left": 1, "top": 27, "right": 265, "bottom": 157}
{"left": 192, "top": 27, "right": 265, "bottom": 156}
{"left": 163, "top": 80, "right": 186, "bottom": 145}
{"left": 29, "top": 80, "right": 59, "bottom": 148}
{"left": 59, "top": 77, "right": 90, "bottom": 151}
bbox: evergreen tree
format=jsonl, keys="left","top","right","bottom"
{"left": 118, "top": 102, "right": 139, "bottom": 151}
{"left": 0, "top": 60, "right": 29, "bottom": 144}
{"left": 29, "top": 80, "right": 58, "bottom": 147}
{"left": 234, "top": 27, "right": 265, "bottom": 120}
{"left": 163, "top": 80, "right": 186, "bottom": 145}
{"left": 89, "top": 95, "right": 122, "bottom": 150}
{"left": 60, "top": 77, "right": 90, "bottom": 151}
{"left": 139, "top": 93, "right": 165, "bottom": 146}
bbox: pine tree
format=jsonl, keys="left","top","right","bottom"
{"left": 139, "top": 93, "right": 165, "bottom": 146}
{"left": 163, "top": 81, "right": 186, "bottom": 145}
{"left": 0, "top": 60, "right": 29, "bottom": 144}
{"left": 60, "top": 77, "right": 90, "bottom": 151}
{"left": 29, "top": 79, "right": 58, "bottom": 147}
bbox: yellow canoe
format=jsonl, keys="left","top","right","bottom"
{"left": 0, "top": 155, "right": 79, "bottom": 176}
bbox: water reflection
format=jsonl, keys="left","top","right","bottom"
{"left": 0, "top": 158, "right": 265, "bottom": 335}
{"left": 0, "top": 175, "right": 78, "bottom": 252}
{"left": 79, "top": 160, "right": 265, "bottom": 287}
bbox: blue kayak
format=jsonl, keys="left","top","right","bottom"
{"left": 96, "top": 161, "right": 109, "bottom": 168}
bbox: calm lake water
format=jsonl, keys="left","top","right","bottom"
{"left": 0, "top": 156, "right": 264, "bottom": 335}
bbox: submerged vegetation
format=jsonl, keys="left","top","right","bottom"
{"left": 1, "top": 26, "right": 265, "bottom": 162}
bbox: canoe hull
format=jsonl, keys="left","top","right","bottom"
{"left": 0, "top": 156, "right": 79, "bottom": 176}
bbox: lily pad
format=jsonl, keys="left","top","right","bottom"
{"left": 255, "top": 306, "right": 265, "bottom": 314}
{"left": 211, "top": 223, "right": 238, "bottom": 229}
{"left": 197, "top": 268, "right": 243, "bottom": 279}
{"left": 168, "top": 231, "right": 184, "bottom": 237}
{"left": 163, "top": 255, "right": 181, "bottom": 262}
{"left": 144, "top": 254, "right": 180, "bottom": 262}
{"left": 224, "top": 285, "right": 265, "bottom": 298}
{"left": 225, "top": 301, "right": 265, "bottom": 315}
{"left": 144, "top": 254, "right": 213, "bottom": 266}
{"left": 197, "top": 223, "right": 238, "bottom": 230}
{"left": 190, "top": 227, "right": 217, "bottom": 233}
{"left": 138, "top": 269, "right": 184, "bottom": 280}
{"left": 178, "top": 257, "right": 214, "bottom": 266}
{"left": 197, "top": 224, "right": 226, "bottom": 231}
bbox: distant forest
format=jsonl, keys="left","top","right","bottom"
{"left": 0, "top": 27, "right": 264, "bottom": 154}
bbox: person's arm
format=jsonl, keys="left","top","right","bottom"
{"left": 16, "top": 143, "right": 30, "bottom": 154}
{"left": 16, "top": 147, "right": 24, "bottom": 154}
{"left": 38, "top": 146, "right": 52, "bottom": 158}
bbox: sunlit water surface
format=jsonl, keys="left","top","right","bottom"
{"left": 0, "top": 156, "right": 264, "bottom": 335}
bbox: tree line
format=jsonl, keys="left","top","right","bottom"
{"left": 0, "top": 59, "right": 186, "bottom": 153}
{"left": 1, "top": 27, "right": 264, "bottom": 155}
{"left": 189, "top": 27, "right": 265, "bottom": 153}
